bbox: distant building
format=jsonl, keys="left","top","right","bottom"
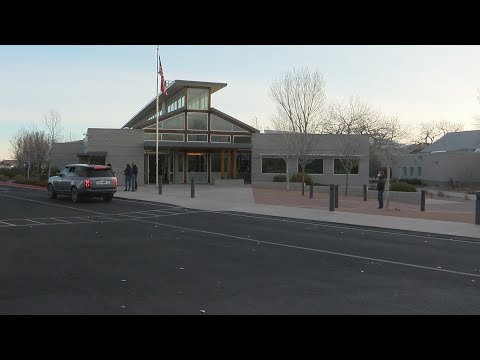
{"left": 392, "top": 130, "right": 480, "bottom": 188}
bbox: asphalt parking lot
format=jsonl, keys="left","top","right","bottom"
{"left": 1, "top": 185, "right": 480, "bottom": 314}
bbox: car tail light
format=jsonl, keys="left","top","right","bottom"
{"left": 114, "top": 178, "right": 118, "bottom": 187}
{"left": 85, "top": 179, "right": 90, "bottom": 188}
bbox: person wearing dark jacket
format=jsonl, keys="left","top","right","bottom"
{"left": 132, "top": 163, "right": 138, "bottom": 190}
{"left": 377, "top": 171, "right": 386, "bottom": 209}
{"left": 124, "top": 164, "right": 132, "bottom": 191}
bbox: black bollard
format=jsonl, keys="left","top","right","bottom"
{"left": 335, "top": 185, "right": 339, "bottom": 208}
{"left": 476, "top": 192, "right": 480, "bottom": 225}
{"left": 191, "top": 177, "right": 195, "bottom": 198}
{"left": 420, "top": 189, "right": 426, "bottom": 212}
{"left": 159, "top": 176, "right": 162, "bottom": 195}
{"left": 309, "top": 182, "right": 313, "bottom": 199}
{"left": 329, "top": 184, "right": 334, "bottom": 212}
{"left": 363, "top": 185, "right": 367, "bottom": 201}
{"left": 302, "top": 182, "right": 305, "bottom": 196}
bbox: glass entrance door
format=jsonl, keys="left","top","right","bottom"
{"left": 187, "top": 153, "right": 208, "bottom": 183}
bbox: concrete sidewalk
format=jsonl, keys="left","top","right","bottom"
{"left": 115, "top": 184, "right": 480, "bottom": 239}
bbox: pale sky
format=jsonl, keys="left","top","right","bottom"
{"left": 1, "top": 45, "right": 480, "bottom": 160}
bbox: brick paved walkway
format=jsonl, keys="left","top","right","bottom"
{"left": 252, "top": 188, "right": 475, "bottom": 224}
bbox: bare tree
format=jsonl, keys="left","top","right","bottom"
{"left": 474, "top": 90, "right": 480, "bottom": 128}
{"left": 269, "top": 66, "right": 327, "bottom": 195}
{"left": 437, "top": 120, "right": 464, "bottom": 136}
{"left": 250, "top": 116, "right": 263, "bottom": 133}
{"left": 323, "top": 96, "right": 378, "bottom": 135}
{"left": 9, "top": 124, "right": 50, "bottom": 180}
{"left": 412, "top": 120, "right": 464, "bottom": 149}
{"left": 44, "top": 109, "right": 63, "bottom": 178}
{"left": 271, "top": 115, "right": 297, "bottom": 191}
{"left": 66, "top": 131, "right": 79, "bottom": 142}
{"left": 334, "top": 136, "right": 363, "bottom": 198}
{"left": 373, "top": 116, "right": 410, "bottom": 210}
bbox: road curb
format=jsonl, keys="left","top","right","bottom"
{"left": 0, "top": 181, "right": 46, "bottom": 191}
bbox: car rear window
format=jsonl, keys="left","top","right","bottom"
{"left": 86, "top": 169, "right": 114, "bottom": 178}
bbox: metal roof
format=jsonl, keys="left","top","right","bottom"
{"left": 421, "top": 130, "right": 480, "bottom": 153}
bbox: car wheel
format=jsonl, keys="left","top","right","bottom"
{"left": 47, "top": 184, "right": 57, "bottom": 199}
{"left": 103, "top": 194, "right": 113, "bottom": 202}
{"left": 71, "top": 187, "right": 79, "bottom": 203}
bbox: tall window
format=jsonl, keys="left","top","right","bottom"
{"left": 334, "top": 159, "right": 359, "bottom": 175}
{"left": 187, "top": 112, "right": 208, "bottom": 130}
{"left": 261, "top": 157, "right": 286, "bottom": 173}
{"left": 187, "top": 88, "right": 208, "bottom": 110}
{"left": 298, "top": 159, "right": 323, "bottom": 174}
{"left": 167, "top": 92, "right": 185, "bottom": 113}
{"left": 402, "top": 167, "right": 407, "bottom": 176}
{"left": 418, "top": 167, "right": 421, "bottom": 176}
{"left": 409, "top": 167, "right": 414, "bottom": 176}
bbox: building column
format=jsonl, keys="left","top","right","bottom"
{"left": 233, "top": 150, "right": 237, "bottom": 179}
{"left": 220, "top": 149, "right": 225, "bottom": 179}
{"left": 227, "top": 150, "right": 231, "bottom": 179}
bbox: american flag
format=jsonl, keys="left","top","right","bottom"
{"left": 158, "top": 56, "right": 167, "bottom": 95}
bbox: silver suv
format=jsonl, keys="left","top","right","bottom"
{"left": 48, "top": 164, "right": 118, "bottom": 203}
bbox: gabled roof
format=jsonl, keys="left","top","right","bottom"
{"left": 421, "top": 130, "right": 480, "bottom": 153}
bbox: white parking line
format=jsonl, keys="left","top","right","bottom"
{"left": 0, "top": 193, "right": 106, "bottom": 215}
{"left": 76, "top": 217, "right": 96, "bottom": 222}
{"left": 133, "top": 217, "right": 480, "bottom": 279}
{"left": 26, "top": 219, "right": 45, "bottom": 225}
{"left": 50, "top": 218, "right": 71, "bottom": 224}
{"left": 210, "top": 211, "right": 480, "bottom": 245}
{"left": 0, "top": 220, "right": 15, "bottom": 226}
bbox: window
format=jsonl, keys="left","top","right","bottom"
{"left": 187, "top": 134, "right": 208, "bottom": 142}
{"left": 74, "top": 167, "right": 86, "bottom": 177}
{"left": 402, "top": 167, "right": 407, "bottom": 176}
{"left": 298, "top": 159, "right": 323, "bottom": 174}
{"left": 210, "top": 135, "right": 231, "bottom": 143}
{"left": 410, "top": 167, "right": 414, "bottom": 176}
{"left": 232, "top": 125, "right": 246, "bottom": 132}
{"left": 211, "top": 153, "right": 221, "bottom": 172}
{"left": 86, "top": 169, "right": 114, "bottom": 178}
{"left": 334, "top": 159, "right": 359, "bottom": 175}
{"left": 60, "top": 167, "right": 69, "bottom": 177}
{"left": 187, "top": 112, "right": 208, "bottom": 130}
{"left": 210, "top": 114, "right": 233, "bottom": 131}
{"left": 262, "top": 157, "right": 286, "bottom": 173}
{"left": 188, "top": 154, "right": 207, "bottom": 172}
{"left": 167, "top": 92, "right": 186, "bottom": 113}
{"left": 187, "top": 88, "right": 208, "bottom": 110}
{"left": 144, "top": 133, "right": 156, "bottom": 141}
{"left": 161, "top": 133, "right": 184, "bottom": 142}
{"left": 178, "top": 153, "right": 184, "bottom": 172}
{"left": 161, "top": 113, "right": 185, "bottom": 130}
{"left": 233, "top": 136, "right": 251, "bottom": 144}
{"left": 418, "top": 167, "right": 421, "bottom": 176}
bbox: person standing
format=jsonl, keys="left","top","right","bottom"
{"left": 124, "top": 163, "right": 132, "bottom": 191}
{"left": 377, "top": 170, "right": 386, "bottom": 209}
{"left": 132, "top": 162, "right": 138, "bottom": 190}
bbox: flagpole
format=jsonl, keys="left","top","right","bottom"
{"left": 155, "top": 45, "right": 159, "bottom": 189}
